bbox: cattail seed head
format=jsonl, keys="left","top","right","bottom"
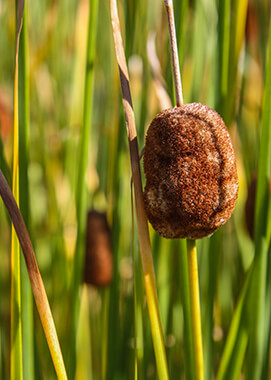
{"left": 84, "top": 210, "right": 113, "bottom": 287}
{"left": 143, "top": 103, "right": 239, "bottom": 239}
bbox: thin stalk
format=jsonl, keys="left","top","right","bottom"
{"left": 216, "top": 0, "right": 230, "bottom": 117}
{"left": 69, "top": 0, "right": 98, "bottom": 376}
{"left": 110, "top": 1, "right": 169, "bottom": 379}
{"left": 246, "top": 7, "right": 271, "bottom": 379}
{"left": 187, "top": 239, "right": 204, "bottom": 380}
{"left": 0, "top": 170, "right": 67, "bottom": 380}
{"left": 131, "top": 182, "right": 138, "bottom": 379}
{"left": 164, "top": 0, "right": 183, "bottom": 106}
{"left": 131, "top": 179, "right": 144, "bottom": 380}
{"left": 18, "top": 2, "right": 34, "bottom": 379}
{"left": 216, "top": 270, "right": 251, "bottom": 379}
{"left": 177, "top": 239, "right": 195, "bottom": 380}
{"left": 164, "top": 2, "right": 204, "bottom": 379}
{"left": 11, "top": 2, "right": 24, "bottom": 377}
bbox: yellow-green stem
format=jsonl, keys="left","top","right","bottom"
{"left": 11, "top": 10, "right": 22, "bottom": 379}
{"left": 187, "top": 239, "right": 204, "bottom": 380}
{"left": 0, "top": 170, "right": 67, "bottom": 380}
{"left": 110, "top": 1, "right": 169, "bottom": 379}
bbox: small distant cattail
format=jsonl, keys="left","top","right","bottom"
{"left": 84, "top": 210, "right": 113, "bottom": 287}
{"left": 143, "top": 103, "right": 239, "bottom": 239}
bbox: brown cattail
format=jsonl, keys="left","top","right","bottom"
{"left": 84, "top": 210, "right": 113, "bottom": 286}
{"left": 143, "top": 103, "right": 239, "bottom": 239}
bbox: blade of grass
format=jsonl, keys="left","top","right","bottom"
{"left": 225, "top": 326, "right": 248, "bottom": 380}
{"left": 18, "top": 2, "right": 34, "bottom": 379}
{"left": 216, "top": 269, "right": 250, "bottom": 380}
{"left": 75, "top": 285, "right": 92, "bottom": 380}
{"left": 69, "top": 0, "right": 99, "bottom": 376}
{"left": 110, "top": 1, "right": 169, "bottom": 379}
{"left": 177, "top": 239, "right": 195, "bottom": 380}
{"left": 105, "top": 117, "right": 122, "bottom": 380}
{"left": 246, "top": 8, "right": 271, "bottom": 379}
{"left": 262, "top": 242, "right": 271, "bottom": 379}
{"left": 10, "top": 1, "right": 25, "bottom": 378}
{"left": 0, "top": 169, "right": 68, "bottom": 379}
{"left": 216, "top": 0, "right": 230, "bottom": 117}
{"left": 226, "top": 0, "right": 248, "bottom": 125}
{"left": 189, "top": 0, "right": 207, "bottom": 103}
{"left": 203, "top": 233, "right": 220, "bottom": 380}
{"left": 131, "top": 180, "right": 144, "bottom": 380}
{"left": 174, "top": 0, "right": 188, "bottom": 72}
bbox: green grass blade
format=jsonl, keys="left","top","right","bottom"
{"left": 226, "top": 0, "right": 248, "bottom": 125}
{"left": 131, "top": 185, "right": 144, "bottom": 380}
{"left": 10, "top": 1, "right": 25, "bottom": 378}
{"left": 261, "top": 243, "right": 271, "bottom": 379}
{"left": 110, "top": 1, "right": 169, "bottom": 379}
{"left": 246, "top": 8, "right": 271, "bottom": 379}
{"left": 203, "top": 233, "right": 220, "bottom": 380}
{"left": 216, "top": 0, "right": 230, "bottom": 117}
{"left": 216, "top": 270, "right": 250, "bottom": 380}
{"left": 175, "top": 239, "right": 195, "bottom": 380}
{"left": 18, "top": 2, "right": 34, "bottom": 379}
{"left": 68, "top": 0, "right": 99, "bottom": 376}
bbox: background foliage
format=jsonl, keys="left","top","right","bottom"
{"left": 0, "top": 0, "right": 270, "bottom": 379}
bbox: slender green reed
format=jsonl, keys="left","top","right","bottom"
{"left": 226, "top": 0, "right": 248, "bottom": 125}
{"left": 216, "top": 270, "right": 250, "bottom": 379}
{"left": 177, "top": 239, "right": 195, "bottom": 380}
{"left": 1, "top": 1, "right": 271, "bottom": 379}
{"left": 186, "top": 240, "right": 204, "bottom": 380}
{"left": 10, "top": 1, "right": 25, "bottom": 378}
{"left": 164, "top": 2, "right": 204, "bottom": 379}
{"left": 216, "top": 0, "right": 230, "bottom": 116}
{"left": 203, "top": 234, "right": 220, "bottom": 380}
{"left": 246, "top": 7, "right": 271, "bottom": 379}
{"left": 69, "top": 0, "right": 99, "bottom": 376}
{"left": 18, "top": 2, "right": 34, "bottom": 379}
{"left": 110, "top": 1, "right": 169, "bottom": 379}
{"left": 0, "top": 169, "right": 68, "bottom": 379}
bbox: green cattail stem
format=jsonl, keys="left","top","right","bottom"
{"left": 187, "top": 239, "right": 204, "bottom": 380}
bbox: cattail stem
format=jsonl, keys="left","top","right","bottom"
{"left": 164, "top": 2, "right": 204, "bottom": 378}
{"left": 164, "top": 0, "right": 183, "bottom": 106}
{"left": 187, "top": 239, "right": 204, "bottom": 380}
{"left": 0, "top": 170, "right": 67, "bottom": 380}
{"left": 110, "top": 1, "right": 169, "bottom": 379}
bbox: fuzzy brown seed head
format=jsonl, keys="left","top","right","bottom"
{"left": 143, "top": 103, "right": 239, "bottom": 239}
{"left": 84, "top": 210, "right": 113, "bottom": 287}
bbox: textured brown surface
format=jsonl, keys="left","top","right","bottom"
{"left": 143, "top": 103, "right": 239, "bottom": 239}
{"left": 84, "top": 210, "right": 113, "bottom": 286}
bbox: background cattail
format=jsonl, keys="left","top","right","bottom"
{"left": 143, "top": 103, "right": 239, "bottom": 239}
{"left": 84, "top": 210, "right": 113, "bottom": 287}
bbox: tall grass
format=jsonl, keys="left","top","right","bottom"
{"left": 0, "top": 0, "right": 271, "bottom": 379}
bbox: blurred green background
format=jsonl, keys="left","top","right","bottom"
{"left": 0, "top": 0, "right": 270, "bottom": 379}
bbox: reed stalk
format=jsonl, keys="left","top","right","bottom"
{"left": 0, "top": 169, "right": 67, "bottom": 380}
{"left": 18, "top": 2, "right": 34, "bottom": 378}
{"left": 10, "top": 2, "right": 24, "bottom": 377}
{"left": 69, "top": 0, "right": 98, "bottom": 376}
{"left": 110, "top": 1, "right": 169, "bottom": 379}
{"left": 164, "top": 1, "right": 204, "bottom": 379}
